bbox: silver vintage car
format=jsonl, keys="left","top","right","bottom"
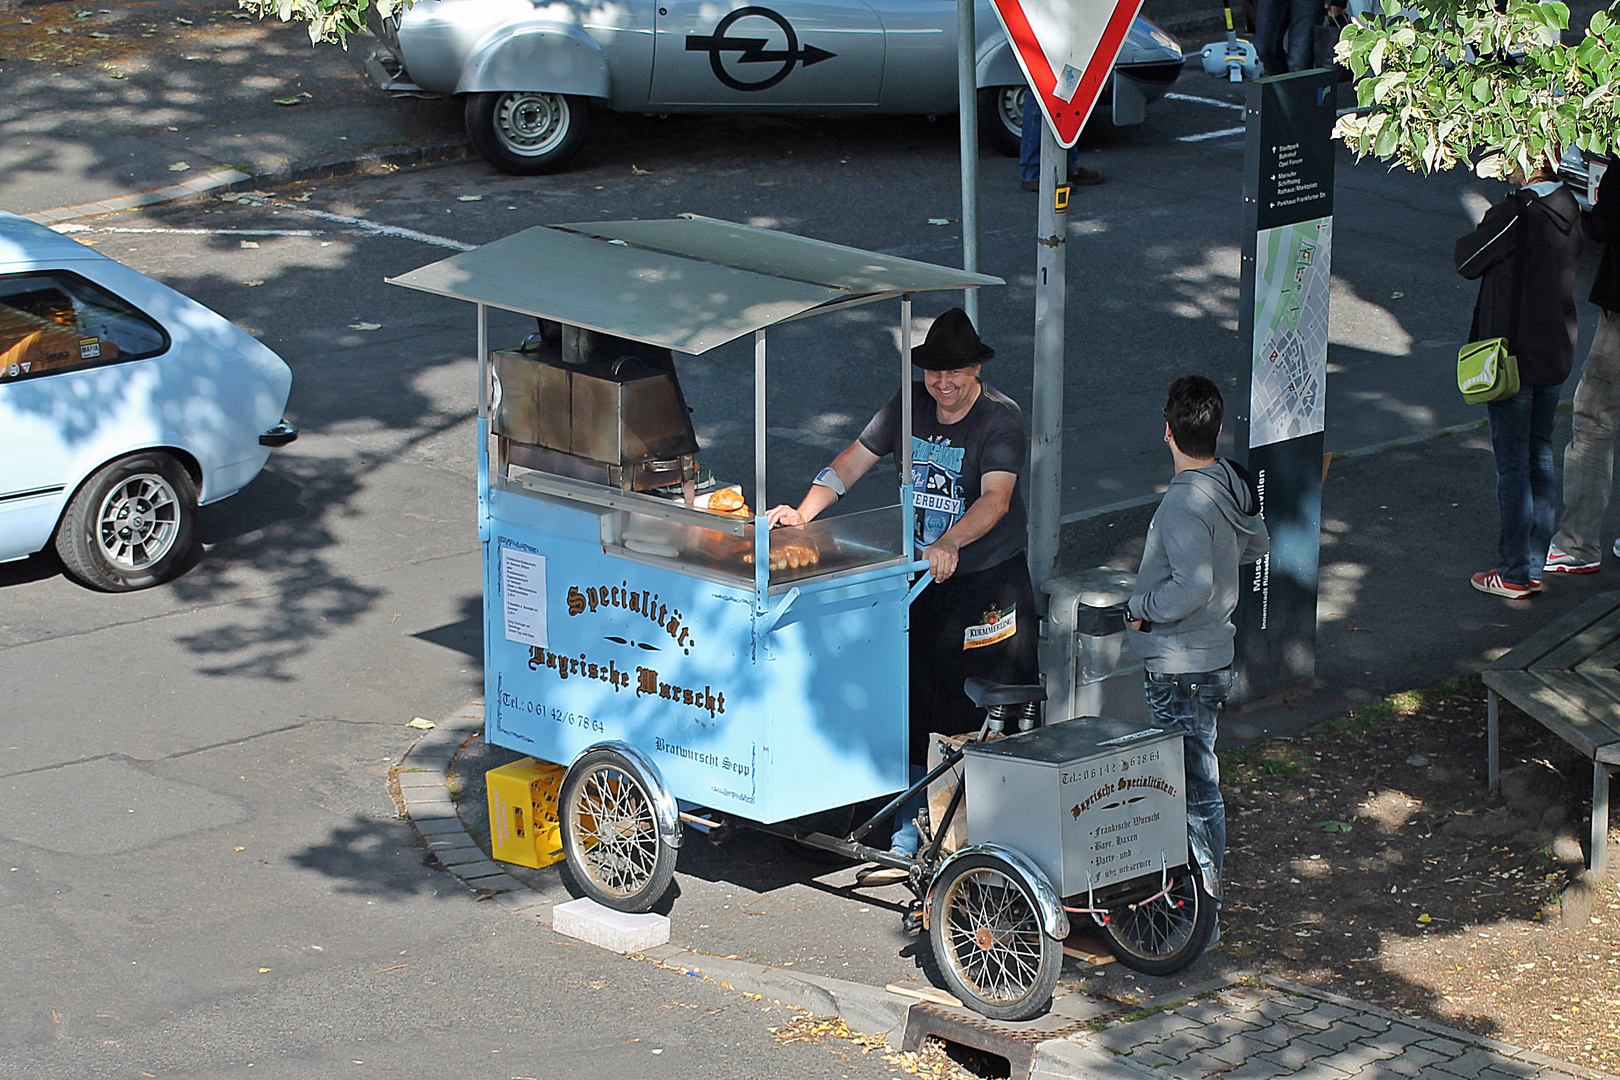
{"left": 367, "top": 0, "right": 1185, "bottom": 174}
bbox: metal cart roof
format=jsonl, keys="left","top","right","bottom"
{"left": 384, "top": 214, "right": 1003, "bottom": 355}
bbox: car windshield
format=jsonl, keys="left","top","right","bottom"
{"left": 0, "top": 271, "right": 167, "bottom": 382}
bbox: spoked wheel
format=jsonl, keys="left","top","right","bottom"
{"left": 559, "top": 750, "right": 678, "bottom": 913}
{"left": 928, "top": 853, "right": 1062, "bottom": 1021}
{"left": 1098, "top": 867, "right": 1217, "bottom": 976}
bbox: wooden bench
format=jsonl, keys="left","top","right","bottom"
{"left": 1483, "top": 592, "right": 1620, "bottom": 875}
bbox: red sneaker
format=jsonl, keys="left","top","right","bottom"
{"left": 1471, "top": 570, "right": 1533, "bottom": 599}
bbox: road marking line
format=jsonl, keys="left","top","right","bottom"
{"left": 51, "top": 225, "right": 324, "bottom": 237}
{"left": 1178, "top": 126, "right": 1247, "bottom": 142}
{"left": 261, "top": 202, "right": 474, "bottom": 251}
{"left": 1165, "top": 92, "right": 1245, "bottom": 111}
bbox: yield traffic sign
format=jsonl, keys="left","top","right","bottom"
{"left": 986, "top": 0, "right": 1145, "bottom": 147}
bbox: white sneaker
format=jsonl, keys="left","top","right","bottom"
{"left": 1612, "top": 537, "right": 1620, "bottom": 560}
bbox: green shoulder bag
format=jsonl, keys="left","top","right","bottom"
{"left": 1457, "top": 337, "right": 1520, "bottom": 404}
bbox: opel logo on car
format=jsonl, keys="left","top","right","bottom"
{"left": 685, "top": 6, "right": 837, "bottom": 92}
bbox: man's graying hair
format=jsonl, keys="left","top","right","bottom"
{"left": 1164, "top": 375, "right": 1223, "bottom": 460}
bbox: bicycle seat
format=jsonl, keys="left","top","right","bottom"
{"left": 963, "top": 677, "right": 1047, "bottom": 707}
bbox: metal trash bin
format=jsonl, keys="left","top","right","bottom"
{"left": 1041, "top": 568, "right": 1148, "bottom": 725}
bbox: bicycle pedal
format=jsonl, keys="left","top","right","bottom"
{"left": 901, "top": 903, "right": 924, "bottom": 935}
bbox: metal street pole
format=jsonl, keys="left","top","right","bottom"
{"left": 1028, "top": 121, "right": 1066, "bottom": 596}
{"left": 957, "top": 0, "right": 980, "bottom": 328}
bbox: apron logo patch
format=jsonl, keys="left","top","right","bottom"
{"left": 963, "top": 606, "right": 1016, "bottom": 650}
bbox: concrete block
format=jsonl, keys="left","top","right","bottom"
{"left": 461, "top": 873, "right": 525, "bottom": 892}
{"left": 127, "top": 191, "right": 170, "bottom": 207}
{"left": 1033, "top": 1039, "right": 1163, "bottom": 1080}
{"left": 155, "top": 185, "right": 194, "bottom": 201}
{"left": 552, "top": 897, "right": 670, "bottom": 953}
{"left": 397, "top": 771, "right": 448, "bottom": 789}
{"left": 436, "top": 846, "right": 493, "bottom": 867}
{"left": 1048, "top": 993, "right": 1114, "bottom": 1022}
{"left": 406, "top": 806, "right": 458, "bottom": 825}
{"left": 447, "top": 859, "right": 504, "bottom": 879}
{"left": 412, "top": 816, "right": 466, "bottom": 834}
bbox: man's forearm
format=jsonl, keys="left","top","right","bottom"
{"left": 938, "top": 489, "right": 1010, "bottom": 551}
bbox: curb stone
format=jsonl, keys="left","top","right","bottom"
{"left": 19, "top": 139, "right": 473, "bottom": 227}
{"left": 396, "top": 701, "right": 1617, "bottom": 1076}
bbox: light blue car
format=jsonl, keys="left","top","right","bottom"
{"left": 0, "top": 213, "right": 297, "bottom": 591}
{"left": 366, "top": 0, "right": 1186, "bottom": 173}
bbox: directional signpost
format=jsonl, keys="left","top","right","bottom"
{"left": 983, "top": 0, "right": 1144, "bottom": 592}
{"left": 1233, "top": 69, "right": 1336, "bottom": 702}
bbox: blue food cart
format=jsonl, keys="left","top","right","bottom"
{"left": 388, "top": 216, "right": 1216, "bottom": 1020}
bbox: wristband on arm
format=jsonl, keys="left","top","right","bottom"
{"left": 813, "top": 466, "right": 846, "bottom": 498}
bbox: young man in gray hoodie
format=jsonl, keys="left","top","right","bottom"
{"left": 1126, "top": 376, "right": 1269, "bottom": 903}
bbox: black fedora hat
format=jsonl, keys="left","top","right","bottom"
{"left": 910, "top": 307, "right": 994, "bottom": 371}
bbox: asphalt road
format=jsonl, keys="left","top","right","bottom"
{"left": 2, "top": 80, "right": 1608, "bottom": 1077}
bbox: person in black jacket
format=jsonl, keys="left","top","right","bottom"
{"left": 1547, "top": 166, "right": 1620, "bottom": 574}
{"left": 1455, "top": 163, "right": 1582, "bottom": 598}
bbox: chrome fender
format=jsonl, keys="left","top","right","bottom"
{"left": 928, "top": 843, "right": 1070, "bottom": 941}
{"left": 974, "top": 39, "right": 1024, "bottom": 91}
{"left": 455, "top": 24, "right": 611, "bottom": 98}
{"left": 570, "top": 740, "right": 683, "bottom": 849}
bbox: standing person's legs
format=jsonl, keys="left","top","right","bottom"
{"left": 1018, "top": 91, "right": 1041, "bottom": 184}
{"left": 1487, "top": 390, "right": 1536, "bottom": 587}
{"left": 1554, "top": 310, "right": 1620, "bottom": 566}
{"left": 1283, "top": 0, "right": 1319, "bottom": 72}
{"left": 1143, "top": 668, "right": 1232, "bottom": 888}
{"left": 1254, "top": 0, "right": 1289, "bottom": 74}
{"left": 1528, "top": 383, "right": 1561, "bottom": 582}
{"left": 1020, "top": 89, "right": 1088, "bottom": 186}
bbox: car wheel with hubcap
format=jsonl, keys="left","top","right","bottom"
{"left": 54, "top": 452, "right": 197, "bottom": 592}
{"left": 464, "top": 91, "right": 590, "bottom": 175}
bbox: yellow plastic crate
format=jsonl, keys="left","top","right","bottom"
{"left": 486, "top": 757, "right": 565, "bottom": 869}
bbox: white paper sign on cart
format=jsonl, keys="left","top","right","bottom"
{"left": 500, "top": 545, "right": 548, "bottom": 648}
{"left": 986, "top": 0, "right": 1146, "bottom": 147}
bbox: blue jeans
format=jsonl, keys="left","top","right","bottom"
{"left": 1255, "top": 0, "right": 1319, "bottom": 75}
{"left": 1488, "top": 384, "right": 1561, "bottom": 586}
{"left": 1144, "top": 667, "right": 1231, "bottom": 897}
{"left": 1018, "top": 90, "right": 1081, "bottom": 183}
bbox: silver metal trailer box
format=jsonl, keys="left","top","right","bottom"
{"left": 965, "top": 717, "right": 1187, "bottom": 897}
{"left": 1042, "top": 569, "right": 1149, "bottom": 725}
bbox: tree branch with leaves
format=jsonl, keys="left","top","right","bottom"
{"left": 236, "top": 0, "right": 408, "bottom": 45}
{"left": 1333, "top": 0, "right": 1620, "bottom": 178}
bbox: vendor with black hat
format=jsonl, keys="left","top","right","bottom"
{"left": 767, "top": 307, "right": 1037, "bottom": 865}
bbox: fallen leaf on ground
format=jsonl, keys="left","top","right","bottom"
{"left": 407, "top": 717, "right": 435, "bottom": 729}
{"left": 273, "top": 97, "right": 302, "bottom": 106}
{"left": 349, "top": 322, "right": 382, "bottom": 331}
{"left": 239, "top": 240, "right": 259, "bottom": 249}
{"left": 168, "top": 161, "right": 189, "bottom": 172}
{"left": 457, "top": 195, "right": 482, "bottom": 202}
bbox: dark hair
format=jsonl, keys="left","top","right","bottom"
{"left": 1164, "top": 376, "right": 1223, "bottom": 459}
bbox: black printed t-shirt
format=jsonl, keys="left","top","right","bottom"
{"left": 857, "top": 380, "right": 1028, "bottom": 576}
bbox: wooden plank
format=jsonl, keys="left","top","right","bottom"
{"left": 1577, "top": 636, "right": 1620, "bottom": 675}
{"left": 1495, "top": 670, "right": 1620, "bottom": 760}
{"left": 1578, "top": 663, "right": 1620, "bottom": 705}
{"left": 1487, "top": 592, "right": 1620, "bottom": 671}
{"left": 1531, "top": 611, "right": 1620, "bottom": 673}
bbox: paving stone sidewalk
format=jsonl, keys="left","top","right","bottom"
{"left": 1039, "top": 979, "right": 1615, "bottom": 1080}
